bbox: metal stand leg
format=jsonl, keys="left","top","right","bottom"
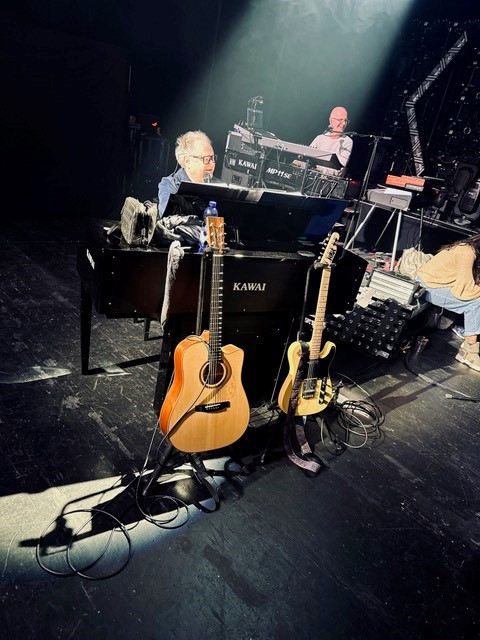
{"left": 80, "top": 284, "right": 92, "bottom": 375}
{"left": 142, "top": 439, "right": 174, "bottom": 496}
{"left": 344, "top": 204, "right": 377, "bottom": 251}
{"left": 143, "top": 319, "right": 151, "bottom": 340}
{"left": 390, "top": 210, "right": 403, "bottom": 271}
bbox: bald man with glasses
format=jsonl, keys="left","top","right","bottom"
{"left": 309, "top": 106, "right": 353, "bottom": 177}
{"left": 157, "top": 130, "right": 219, "bottom": 219}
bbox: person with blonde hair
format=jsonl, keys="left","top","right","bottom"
{"left": 157, "top": 130, "right": 217, "bottom": 219}
{"left": 416, "top": 233, "right": 480, "bottom": 371}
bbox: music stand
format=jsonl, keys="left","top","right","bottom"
{"left": 177, "top": 182, "right": 349, "bottom": 250}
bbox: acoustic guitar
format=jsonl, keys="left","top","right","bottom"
{"left": 159, "top": 216, "right": 250, "bottom": 453}
{"left": 278, "top": 232, "right": 339, "bottom": 416}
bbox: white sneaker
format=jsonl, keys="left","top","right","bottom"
{"left": 455, "top": 341, "right": 480, "bottom": 372}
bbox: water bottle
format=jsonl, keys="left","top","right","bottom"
{"left": 199, "top": 201, "right": 219, "bottom": 252}
{"left": 203, "top": 201, "right": 218, "bottom": 221}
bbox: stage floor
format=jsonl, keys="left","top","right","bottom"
{"left": 1, "top": 216, "right": 479, "bottom": 640}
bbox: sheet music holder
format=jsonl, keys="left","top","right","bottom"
{"left": 176, "top": 181, "right": 349, "bottom": 250}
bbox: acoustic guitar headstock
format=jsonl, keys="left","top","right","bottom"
{"left": 206, "top": 216, "right": 226, "bottom": 255}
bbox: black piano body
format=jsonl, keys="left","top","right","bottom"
{"left": 77, "top": 215, "right": 366, "bottom": 408}
{"left": 77, "top": 220, "right": 316, "bottom": 407}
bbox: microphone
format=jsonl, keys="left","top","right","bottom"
{"left": 445, "top": 393, "right": 479, "bottom": 402}
{"left": 203, "top": 172, "right": 212, "bottom": 184}
{"left": 323, "top": 125, "right": 333, "bottom": 134}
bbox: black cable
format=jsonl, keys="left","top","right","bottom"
{"left": 403, "top": 349, "right": 479, "bottom": 403}
{"left": 65, "top": 509, "right": 132, "bottom": 580}
{"left": 36, "top": 506, "right": 133, "bottom": 580}
{"left": 318, "top": 372, "right": 384, "bottom": 452}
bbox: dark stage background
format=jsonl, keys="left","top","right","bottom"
{"left": 1, "top": 0, "right": 479, "bottom": 220}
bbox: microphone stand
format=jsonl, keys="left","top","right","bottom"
{"left": 252, "top": 132, "right": 267, "bottom": 189}
{"left": 342, "top": 132, "right": 392, "bottom": 255}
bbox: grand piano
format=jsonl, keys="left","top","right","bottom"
{"left": 77, "top": 185, "right": 366, "bottom": 408}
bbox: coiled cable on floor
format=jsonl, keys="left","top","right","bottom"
{"left": 318, "top": 373, "right": 384, "bottom": 453}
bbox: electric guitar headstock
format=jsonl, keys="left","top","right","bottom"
{"left": 206, "top": 216, "right": 226, "bottom": 255}
{"left": 317, "top": 231, "right": 340, "bottom": 268}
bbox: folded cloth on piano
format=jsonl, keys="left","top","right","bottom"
{"left": 155, "top": 214, "right": 202, "bottom": 246}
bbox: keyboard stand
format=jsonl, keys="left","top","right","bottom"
{"left": 344, "top": 203, "right": 404, "bottom": 272}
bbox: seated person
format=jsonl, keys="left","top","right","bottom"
{"left": 157, "top": 130, "right": 218, "bottom": 220}
{"left": 310, "top": 106, "right": 352, "bottom": 177}
{"left": 416, "top": 233, "right": 480, "bottom": 371}
{"left": 295, "top": 106, "right": 352, "bottom": 178}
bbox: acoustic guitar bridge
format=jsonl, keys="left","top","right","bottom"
{"left": 195, "top": 401, "right": 230, "bottom": 413}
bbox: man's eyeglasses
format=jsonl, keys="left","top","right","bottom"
{"left": 190, "top": 155, "right": 217, "bottom": 165}
{"left": 331, "top": 117, "right": 350, "bottom": 125}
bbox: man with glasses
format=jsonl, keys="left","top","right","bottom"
{"left": 309, "top": 106, "right": 353, "bottom": 178}
{"left": 157, "top": 130, "right": 218, "bottom": 219}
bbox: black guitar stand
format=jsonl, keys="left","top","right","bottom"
{"left": 142, "top": 439, "right": 221, "bottom": 505}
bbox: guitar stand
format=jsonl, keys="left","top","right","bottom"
{"left": 142, "top": 438, "right": 221, "bottom": 504}
{"left": 313, "top": 413, "right": 345, "bottom": 455}
{"left": 260, "top": 411, "right": 324, "bottom": 474}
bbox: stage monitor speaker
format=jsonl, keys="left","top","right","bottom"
{"left": 132, "top": 134, "right": 170, "bottom": 201}
{"left": 220, "top": 166, "right": 254, "bottom": 188}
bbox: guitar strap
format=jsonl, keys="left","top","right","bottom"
{"left": 284, "top": 342, "right": 323, "bottom": 474}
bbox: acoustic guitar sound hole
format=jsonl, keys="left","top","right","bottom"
{"left": 200, "top": 362, "right": 227, "bottom": 387}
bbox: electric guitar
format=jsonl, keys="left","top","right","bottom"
{"left": 158, "top": 216, "right": 250, "bottom": 453}
{"left": 277, "top": 232, "right": 339, "bottom": 416}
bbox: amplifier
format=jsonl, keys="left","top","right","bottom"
{"left": 224, "top": 130, "right": 254, "bottom": 154}
{"left": 222, "top": 149, "right": 260, "bottom": 186}
{"left": 223, "top": 149, "right": 259, "bottom": 175}
{"left": 220, "top": 166, "right": 255, "bottom": 188}
{"left": 368, "top": 269, "right": 419, "bottom": 305}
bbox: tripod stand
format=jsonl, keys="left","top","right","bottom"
{"left": 142, "top": 439, "right": 221, "bottom": 503}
